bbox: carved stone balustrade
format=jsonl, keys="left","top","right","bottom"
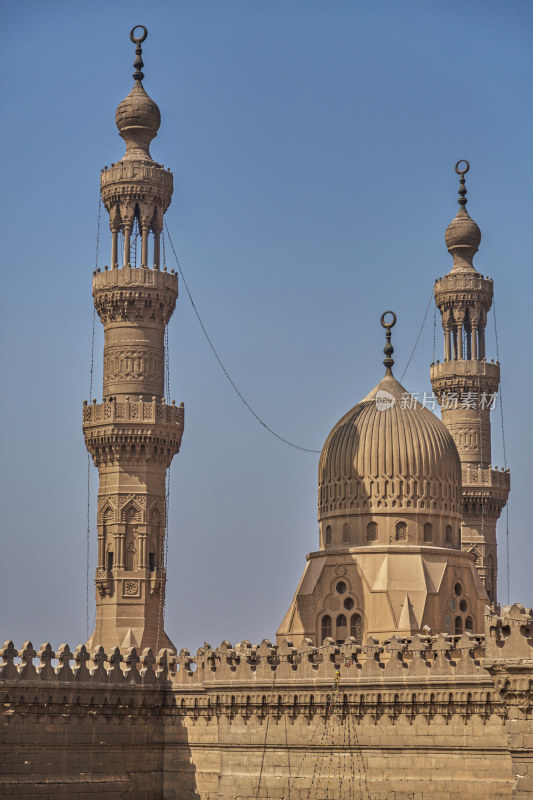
{"left": 83, "top": 397, "right": 184, "bottom": 467}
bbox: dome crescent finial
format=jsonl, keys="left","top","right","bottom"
{"left": 130, "top": 25, "right": 148, "bottom": 82}
{"left": 381, "top": 310, "right": 396, "bottom": 373}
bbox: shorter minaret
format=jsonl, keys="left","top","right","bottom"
{"left": 430, "top": 161, "right": 510, "bottom": 604}
{"left": 83, "top": 28, "right": 183, "bottom": 652}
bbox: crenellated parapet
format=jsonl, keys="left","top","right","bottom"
{"left": 0, "top": 631, "right": 505, "bottom": 691}
{"left": 485, "top": 604, "right": 533, "bottom": 661}
{"left": 4, "top": 617, "right": 531, "bottom": 702}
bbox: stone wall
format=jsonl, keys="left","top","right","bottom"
{"left": 1, "top": 607, "right": 532, "bottom": 799}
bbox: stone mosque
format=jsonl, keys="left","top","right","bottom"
{"left": 1, "top": 26, "right": 532, "bottom": 800}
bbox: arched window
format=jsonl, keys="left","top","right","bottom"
{"left": 465, "top": 616, "right": 474, "bottom": 631}
{"left": 395, "top": 521, "right": 407, "bottom": 541}
{"left": 342, "top": 523, "right": 352, "bottom": 544}
{"left": 454, "top": 616, "right": 463, "bottom": 635}
{"left": 350, "top": 613, "right": 363, "bottom": 644}
{"left": 445, "top": 525, "right": 453, "bottom": 545}
{"left": 423, "top": 522, "right": 433, "bottom": 543}
{"left": 367, "top": 521, "right": 377, "bottom": 542}
{"left": 325, "top": 526, "right": 332, "bottom": 548}
{"left": 321, "top": 615, "right": 332, "bottom": 642}
{"left": 336, "top": 614, "right": 347, "bottom": 627}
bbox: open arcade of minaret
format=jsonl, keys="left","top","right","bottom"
{"left": 1, "top": 27, "right": 531, "bottom": 800}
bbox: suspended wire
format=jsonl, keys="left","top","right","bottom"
{"left": 432, "top": 298, "right": 437, "bottom": 365}
{"left": 255, "top": 669, "right": 277, "bottom": 799}
{"left": 492, "top": 298, "right": 510, "bottom": 604}
{"left": 162, "top": 289, "right": 172, "bottom": 646}
{"left": 399, "top": 290, "right": 434, "bottom": 383}
{"left": 164, "top": 221, "right": 321, "bottom": 453}
{"left": 157, "top": 242, "right": 173, "bottom": 652}
{"left": 86, "top": 458, "right": 91, "bottom": 642}
{"left": 89, "top": 197, "right": 100, "bottom": 402}
{"left": 86, "top": 195, "right": 101, "bottom": 641}
{"left": 163, "top": 224, "right": 443, "bottom": 457}
{"left": 475, "top": 354, "right": 487, "bottom": 606}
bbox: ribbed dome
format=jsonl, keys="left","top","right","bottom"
{"left": 115, "top": 81, "right": 161, "bottom": 162}
{"left": 318, "top": 371, "right": 461, "bottom": 522}
{"left": 444, "top": 206, "right": 481, "bottom": 271}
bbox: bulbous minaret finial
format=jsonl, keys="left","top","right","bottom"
{"left": 115, "top": 25, "right": 161, "bottom": 162}
{"left": 380, "top": 310, "right": 396, "bottom": 375}
{"left": 444, "top": 160, "right": 481, "bottom": 271}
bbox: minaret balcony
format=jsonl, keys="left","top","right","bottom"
{"left": 462, "top": 464, "right": 510, "bottom": 491}
{"left": 92, "top": 265, "right": 178, "bottom": 324}
{"left": 83, "top": 397, "right": 184, "bottom": 466}
{"left": 93, "top": 264, "right": 178, "bottom": 292}
{"left": 101, "top": 160, "right": 173, "bottom": 210}
{"left": 461, "top": 465, "right": 510, "bottom": 520}
{"left": 434, "top": 271, "right": 493, "bottom": 309}
{"left": 431, "top": 358, "right": 500, "bottom": 396}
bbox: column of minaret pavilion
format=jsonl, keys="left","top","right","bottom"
{"left": 83, "top": 27, "right": 183, "bottom": 652}
{"left": 431, "top": 161, "right": 510, "bottom": 604}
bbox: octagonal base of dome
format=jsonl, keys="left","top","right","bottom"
{"left": 277, "top": 545, "right": 488, "bottom": 646}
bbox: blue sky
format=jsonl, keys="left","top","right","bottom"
{"left": 1, "top": 0, "right": 532, "bottom": 651}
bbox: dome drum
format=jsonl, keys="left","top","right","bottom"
{"left": 320, "top": 514, "right": 461, "bottom": 550}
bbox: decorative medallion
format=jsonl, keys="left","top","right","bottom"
{"left": 123, "top": 579, "right": 140, "bottom": 597}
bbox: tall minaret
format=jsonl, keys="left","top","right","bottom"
{"left": 83, "top": 27, "right": 183, "bottom": 652}
{"left": 430, "top": 161, "right": 509, "bottom": 605}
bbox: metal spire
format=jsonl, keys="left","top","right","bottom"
{"left": 455, "top": 159, "right": 470, "bottom": 208}
{"left": 130, "top": 25, "right": 148, "bottom": 82}
{"left": 380, "top": 310, "right": 397, "bottom": 374}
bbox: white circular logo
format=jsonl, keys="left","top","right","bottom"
{"left": 375, "top": 390, "right": 395, "bottom": 411}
